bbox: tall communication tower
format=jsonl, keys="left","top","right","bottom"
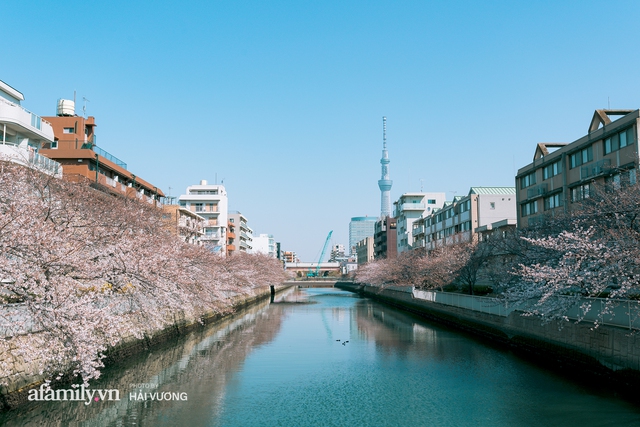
{"left": 378, "top": 117, "right": 393, "bottom": 218}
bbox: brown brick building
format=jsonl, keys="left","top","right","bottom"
{"left": 39, "top": 102, "right": 164, "bottom": 204}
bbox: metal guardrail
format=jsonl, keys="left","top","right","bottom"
{"left": 93, "top": 146, "right": 127, "bottom": 170}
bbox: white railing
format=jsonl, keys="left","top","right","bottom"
{"left": 413, "top": 289, "right": 512, "bottom": 317}
{"left": 0, "top": 145, "right": 62, "bottom": 177}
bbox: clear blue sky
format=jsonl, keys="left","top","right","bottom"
{"left": 6, "top": 1, "right": 640, "bottom": 261}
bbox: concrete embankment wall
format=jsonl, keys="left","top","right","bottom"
{"left": 0, "top": 283, "right": 293, "bottom": 411}
{"left": 336, "top": 282, "right": 640, "bottom": 389}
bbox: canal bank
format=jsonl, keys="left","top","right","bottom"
{"left": 336, "top": 281, "right": 640, "bottom": 395}
{"left": 3, "top": 286, "right": 640, "bottom": 426}
{"left": 0, "top": 283, "right": 294, "bottom": 411}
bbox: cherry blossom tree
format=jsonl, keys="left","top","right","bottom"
{"left": 498, "top": 181, "right": 640, "bottom": 326}
{"left": 0, "top": 162, "right": 286, "bottom": 388}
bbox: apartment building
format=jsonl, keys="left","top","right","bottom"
{"left": 162, "top": 205, "right": 205, "bottom": 245}
{"left": 373, "top": 215, "right": 397, "bottom": 259}
{"left": 356, "top": 236, "right": 375, "bottom": 265}
{"left": 39, "top": 100, "right": 163, "bottom": 205}
{"left": 179, "top": 180, "right": 228, "bottom": 255}
{"left": 0, "top": 80, "right": 62, "bottom": 177}
{"left": 228, "top": 211, "right": 253, "bottom": 254}
{"left": 252, "top": 234, "right": 277, "bottom": 258}
{"left": 282, "top": 251, "right": 297, "bottom": 263}
{"left": 516, "top": 109, "right": 640, "bottom": 228}
{"left": 413, "top": 187, "right": 516, "bottom": 251}
{"left": 394, "top": 192, "right": 446, "bottom": 253}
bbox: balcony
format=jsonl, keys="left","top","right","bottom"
{"left": 0, "top": 97, "right": 54, "bottom": 141}
{"left": 582, "top": 159, "right": 613, "bottom": 179}
{"left": 526, "top": 184, "right": 548, "bottom": 199}
{"left": 201, "top": 233, "right": 221, "bottom": 241}
{"left": 412, "top": 226, "right": 425, "bottom": 237}
{"left": 92, "top": 145, "right": 127, "bottom": 170}
{"left": 0, "top": 144, "right": 62, "bottom": 177}
{"left": 398, "top": 203, "right": 426, "bottom": 211}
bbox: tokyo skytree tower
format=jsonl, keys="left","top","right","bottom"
{"left": 378, "top": 116, "right": 393, "bottom": 218}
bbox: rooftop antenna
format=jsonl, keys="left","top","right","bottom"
{"left": 83, "top": 97, "right": 90, "bottom": 118}
{"left": 420, "top": 179, "right": 424, "bottom": 192}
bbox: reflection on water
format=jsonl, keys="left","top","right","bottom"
{"left": 2, "top": 287, "right": 640, "bottom": 426}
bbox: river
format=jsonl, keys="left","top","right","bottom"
{"left": 1, "top": 286, "right": 639, "bottom": 426}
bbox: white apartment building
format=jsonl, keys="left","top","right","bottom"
{"left": 0, "top": 80, "right": 62, "bottom": 177}
{"left": 394, "top": 192, "right": 446, "bottom": 253}
{"left": 412, "top": 187, "right": 516, "bottom": 250}
{"left": 251, "top": 233, "right": 276, "bottom": 258}
{"left": 178, "top": 180, "right": 228, "bottom": 255}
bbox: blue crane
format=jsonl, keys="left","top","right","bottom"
{"left": 308, "top": 231, "right": 333, "bottom": 277}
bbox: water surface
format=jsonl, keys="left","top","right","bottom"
{"left": 1, "top": 287, "right": 639, "bottom": 426}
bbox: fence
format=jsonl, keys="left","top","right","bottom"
{"left": 409, "top": 288, "right": 640, "bottom": 330}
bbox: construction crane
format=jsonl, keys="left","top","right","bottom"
{"left": 308, "top": 231, "right": 333, "bottom": 277}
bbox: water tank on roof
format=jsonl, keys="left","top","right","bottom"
{"left": 56, "top": 99, "right": 75, "bottom": 116}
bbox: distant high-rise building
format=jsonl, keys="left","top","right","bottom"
{"left": 349, "top": 217, "right": 376, "bottom": 256}
{"left": 378, "top": 116, "right": 393, "bottom": 218}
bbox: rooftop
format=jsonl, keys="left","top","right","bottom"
{"left": 469, "top": 187, "right": 516, "bottom": 195}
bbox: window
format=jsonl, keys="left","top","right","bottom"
{"left": 521, "top": 201, "right": 538, "bottom": 217}
{"left": 605, "top": 174, "right": 622, "bottom": 190}
{"left": 544, "top": 193, "right": 563, "bottom": 210}
{"left": 543, "top": 160, "right": 562, "bottom": 179}
{"left": 570, "top": 146, "right": 593, "bottom": 169}
{"left": 51, "top": 140, "right": 58, "bottom": 149}
{"left": 63, "top": 127, "right": 74, "bottom": 134}
{"left": 194, "top": 203, "right": 203, "bottom": 211}
{"left": 604, "top": 127, "right": 634, "bottom": 154}
{"left": 427, "top": 199, "right": 436, "bottom": 204}
{"left": 490, "top": 202, "right": 495, "bottom": 210}
{"left": 520, "top": 171, "right": 537, "bottom": 189}
{"left": 570, "top": 183, "right": 592, "bottom": 202}
{"left": 621, "top": 128, "right": 633, "bottom": 148}
{"left": 458, "top": 199, "right": 471, "bottom": 213}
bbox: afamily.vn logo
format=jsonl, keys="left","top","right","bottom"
{"left": 28, "top": 384, "right": 120, "bottom": 405}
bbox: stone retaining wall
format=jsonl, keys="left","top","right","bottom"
{"left": 336, "top": 282, "right": 640, "bottom": 390}
{"left": 0, "top": 283, "right": 293, "bottom": 411}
